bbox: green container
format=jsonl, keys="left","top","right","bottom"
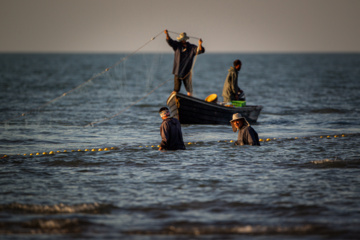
{"left": 231, "top": 101, "right": 246, "bottom": 107}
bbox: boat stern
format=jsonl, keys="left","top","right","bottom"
{"left": 166, "top": 92, "right": 179, "bottom": 120}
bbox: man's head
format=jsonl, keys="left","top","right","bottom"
{"left": 159, "top": 107, "right": 170, "bottom": 119}
{"left": 230, "top": 113, "right": 245, "bottom": 132}
{"left": 233, "top": 118, "right": 244, "bottom": 129}
{"left": 233, "top": 59, "right": 242, "bottom": 71}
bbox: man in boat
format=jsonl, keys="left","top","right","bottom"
{"left": 222, "top": 59, "right": 244, "bottom": 103}
{"left": 230, "top": 113, "right": 260, "bottom": 146}
{"left": 158, "top": 107, "right": 186, "bottom": 151}
{"left": 164, "top": 30, "right": 205, "bottom": 96}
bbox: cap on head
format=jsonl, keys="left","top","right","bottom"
{"left": 230, "top": 113, "right": 244, "bottom": 123}
{"left": 177, "top": 32, "right": 189, "bottom": 42}
{"left": 230, "top": 113, "right": 245, "bottom": 132}
{"left": 159, "top": 107, "right": 170, "bottom": 118}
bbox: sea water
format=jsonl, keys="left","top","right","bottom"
{"left": 0, "top": 53, "right": 360, "bottom": 239}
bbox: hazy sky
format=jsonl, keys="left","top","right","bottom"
{"left": 1, "top": 0, "right": 360, "bottom": 53}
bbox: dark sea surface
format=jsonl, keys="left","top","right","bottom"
{"left": 0, "top": 52, "right": 360, "bottom": 239}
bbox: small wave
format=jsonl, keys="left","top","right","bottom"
{"left": 311, "top": 158, "right": 342, "bottom": 164}
{"left": 0, "top": 202, "right": 114, "bottom": 214}
{"left": 310, "top": 158, "right": 360, "bottom": 168}
{"left": 0, "top": 218, "right": 88, "bottom": 235}
{"left": 40, "top": 158, "right": 107, "bottom": 167}
{"left": 309, "top": 108, "right": 348, "bottom": 114}
{"left": 123, "top": 224, "right": 325, "bottom": 236}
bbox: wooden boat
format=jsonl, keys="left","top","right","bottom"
{"left": 166, "top": 92, "right": 263, "bottom": 124}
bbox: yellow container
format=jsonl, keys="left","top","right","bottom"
{"left": 205, "top": 94, "right": 218, "bottom": 103}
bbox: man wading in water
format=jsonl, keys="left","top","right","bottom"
{"left": 164, "top": 30, "right": 205, "bottom": 96}
{"left": 230, "top": 113, "right": 260, "bottom": 146}
{"left": 158, "top": 107, "right": 186, "bottom": 151}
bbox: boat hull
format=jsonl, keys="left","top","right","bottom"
{"left": 166, "top": 92, "right": 262, "bottom": 124}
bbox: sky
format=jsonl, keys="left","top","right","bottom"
{"left": 1, "top": 0, "right": 360, "bottom": 53}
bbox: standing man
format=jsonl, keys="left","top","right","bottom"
{"left": 158, "top": 107, "right": 186, "bottom": 151}
{"left": 222, "top": 59, "right": 244, "bottom": 103}
{"left": 164, "top": 30, "right": 205, "bottom": 96}
{"left": 230, "top": 113, "right": 260, "bottom": 146}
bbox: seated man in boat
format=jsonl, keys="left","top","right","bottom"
{"left": 230, "top": 113, "right": 260, "bottom": 146}
{"left": 158, "top": 107, "right": 186, "bottom": 151}
{"left": 222, "top": 59, "right": 244, "bottom": 103}
{"left": 164, "top": 30, "right": 205, "bottom": 96}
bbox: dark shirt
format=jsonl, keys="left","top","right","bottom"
{"left": 160, "top": 117, "right": 186, "bottom": 150}
{"left": 167, "top": 37, "right": 205, "bottom": 78}
{"left": 222, "top": 66, "right": 241, "bottom": 103}
{"left": 235, "top": 126, "right": 260, "bottom": 146}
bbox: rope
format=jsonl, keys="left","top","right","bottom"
{"left": 167, "top": 30, "right": 202, "bottom": 40}
{"left": 1, "top": 29, "right": 203, "bottom": 127}
{"left": 86, "top": 29, "right": 203, "bottom": 126}
{"left": 84, "top": 77, "right": 172, "bottom": 127}
{"left": 0, "top": 30, "right": 164, "bottom": 124}
{"left": 2, "top": 133, "right": 357, "bottom": 158}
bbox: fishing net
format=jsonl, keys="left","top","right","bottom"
{"left": 1, "top": 31, "right": 203, "bottom": 127}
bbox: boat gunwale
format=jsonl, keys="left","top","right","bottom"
{"left": 167, "top": 92, "right": 263, "bottom": 111}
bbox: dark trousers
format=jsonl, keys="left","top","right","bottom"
{"left": 174, "top": 73, "right": 192, "bottom": 93}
